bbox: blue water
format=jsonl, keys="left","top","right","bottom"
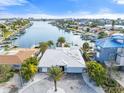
{"left": 13, "top": 21, "right": 83, "bottom": 48}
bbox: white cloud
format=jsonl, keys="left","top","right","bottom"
{"left": 0, "top": 0, "right": 28, "bottom": 6}
{"left": 0, "top": 12, "right": 124, "bottom": 19}
{"left": 0, "top": 8, "right": 124, "bottom": 19}
{"left": 98, "top": 8, "right": 112, "bottom": 14}
{"left": 114, "top": 0, "right": 124, "bottom": 4}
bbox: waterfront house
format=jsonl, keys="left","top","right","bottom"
{"left": 95, "top": 33, "right": 124, "bottom": 66}
{"left": 0, "top": 48, "right": 39, "bottom": 69}
{"left": 0, "top": 29, "right": 3, "bottom": 39}
{"left": 38, "top": 47, "right": 86, "bottom": 73}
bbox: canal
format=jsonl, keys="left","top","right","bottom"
{"left": 13, "top": 21, "right": 83, "bottom": 48}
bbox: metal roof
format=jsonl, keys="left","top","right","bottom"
{"left": 96, "top": 34, "right": 124, "bottom": 48}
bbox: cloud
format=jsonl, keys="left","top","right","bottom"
{"left": 0, "top": 0, "right": 28, "bottom": 7}
{"left": 0, "top": 8, "right": 124, "bottom": 19}
{"left": 0, "top": 12, "right": 124, "bottom": 19}
{"left": 98, "top": 8, "right": 112, "bottom": 14}
{"left": 113, "top": 0, "right": 124, "bottom": 4}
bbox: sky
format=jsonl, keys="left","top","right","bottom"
{"left": 0, "top": 0, "right": 124, "bottom": 19}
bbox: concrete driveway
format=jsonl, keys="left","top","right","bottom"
{"left": 20, "top": 73, "right": 96, "bottom": 93}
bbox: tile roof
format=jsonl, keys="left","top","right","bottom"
{"left": 0, "top": 48, "right": 38, "bottom": 64}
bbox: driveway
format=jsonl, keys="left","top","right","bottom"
{"left": 20, "top": 73, "right": 96, "bottom": 93}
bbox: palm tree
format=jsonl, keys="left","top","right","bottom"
{"left": 112, "top": 20, "right": 115, "bottom": 31}
{"left": 48, "top": 66, "right": 64, "bottom": 92}
{"left": 98, "top": 32, "right": 108, "bottom": 39}
{"left": 82, "top": 42, "right": 90, "bottom": 53}
{"left": 86, "top": 28, "right": 90, "bottom": 32}
{"left": 25, "top": 57, "right": 38, "bottom": 66}
{"left": 21, "top": 63, "right": 38, "bottom": 81}
{"left": 47, "top": 40, "right": 54, "bottom": 47}
{"left": 57, "top": 37, "right": 65, "bottom": 47}
{"left": 39, "top": 42, "right": 48, "bottom": 54}
{"left": 21, "top": 57, "right": 38, "bottom": 81}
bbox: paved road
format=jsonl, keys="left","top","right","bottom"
{"left": 20, "top": 73, "right": 97, "bottom": 93}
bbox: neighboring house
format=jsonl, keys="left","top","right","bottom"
{"left": 0, "top": 29, "right": 3, "bottom": 41}
{"left": 95, "top": 33, "right": 124, "bottom": 66}
{"left": 0, "top": 48, "right": 40, "bottom": 69}
{"left": 104, "top": 25, "right": 124, "bottom": 31}
{"left": 38, "top": 47, "right": 86, "bottom": 73}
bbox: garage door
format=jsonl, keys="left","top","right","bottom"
{"left": 42, "top": 67, "right": 48, "bottom": 72}
{"left": 67, "top": 67, "right": 83, "bottom": 73}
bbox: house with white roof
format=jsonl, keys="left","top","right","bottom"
{"left": 38, "top": 47, "right": 86, "bottom": 73}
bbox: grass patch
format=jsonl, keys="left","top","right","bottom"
{"left": 4, "top": 31, "right": 13, "bottom": 39}
{"left": 67, "top": 27, "right": 77, "bottom": 31}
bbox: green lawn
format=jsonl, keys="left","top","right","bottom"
{"left": 67, "top": 27, "right": 77, "bottom": 31}
{"left": 4, "top": 31, "right": 13, "bottom": 39}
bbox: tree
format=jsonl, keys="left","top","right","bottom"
{"left": 98, "top": 32, "right": 108, "bottom": 39}
{"left": 64, "top": 43, "right": 70, "bottom": 47}
{"left": 112, "top": 20, "right": 115, "bottom": 31}
{"left": 82, "top": 42, "right": 90, "bottom": 53}
{"left": 39, "top": 42, "right": 48, "bottom": 54}
{"left": 25, "top": 57, "right": 38, "bottom": 66}
{"left": 4, "top": 45, "right": 9, "bottom": 51}
{"left": 86, "top": 28, "right": 90, "bottom": 32}
{"left": 21, "top": 63, "right": 37, "bottom": 81}
{"left": 47, "top": 40, "right": 54, "bottom": 47}
{"left": 0, "top": 65, "right": 13, "bottom": 82}
{"left": 57, "top": 37, "right": 65, "bottom": 47}
{"left": 21, "top": 57, "right": 38, "bottom": 81}
{"left": 82, "top": 42, "right": 91, "bottom": 61}
{"left": 86, "top": 61, "right": 107, "bottom": 86}
{"left": 90, "top": 23, "right": 97, "bottom": 27}
{"left": 48, "top": 66, "right": 64, "bottom": 92}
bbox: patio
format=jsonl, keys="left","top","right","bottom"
{"left": 20, "top": 73, "right": 96, "bottom": 93}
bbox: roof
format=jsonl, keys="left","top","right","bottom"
{"left": 0, "top": 48, "right": 38, "bottom": 64}
{"left": 38, "top": 48, "right": 86, "bottom": 68}
{"left": 96, "top": 34, "right": 124, "bottom": 48}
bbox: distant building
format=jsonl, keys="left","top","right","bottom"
{"left": 38, "top": 47, "right": 86, "bottom": 73}
{"left": 104, "top": 25, "right": 124, "bottom": 31}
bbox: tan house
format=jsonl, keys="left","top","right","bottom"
{"left": 0, "top": 48, "right": 39, "bottom": 69}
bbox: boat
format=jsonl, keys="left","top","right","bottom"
{"left": 15, "top": 33, "right": 21, "bottom": 36}
{"left": 12, "top": 44, "right": 19, "bottom": 48}
{"left": 31, "top": 44, "right": 40, "bottom": 48}
{"left": 73, "top": 32, "right": 80, "bottom": 35}
{"left": 2, "top": 41, "right": 12, "bottom": 44}
{"left": 9, "top": 36, "right": 18, "bottom": 40}
{"left": 20, "top": 30, "right": 25, "bottom": 34}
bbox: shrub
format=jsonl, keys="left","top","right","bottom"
{"left": 0, "top": 65, "right": 14, "bottom": 83}
{"left": 86, "top": 61, "right": 107, "bottom": 86}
